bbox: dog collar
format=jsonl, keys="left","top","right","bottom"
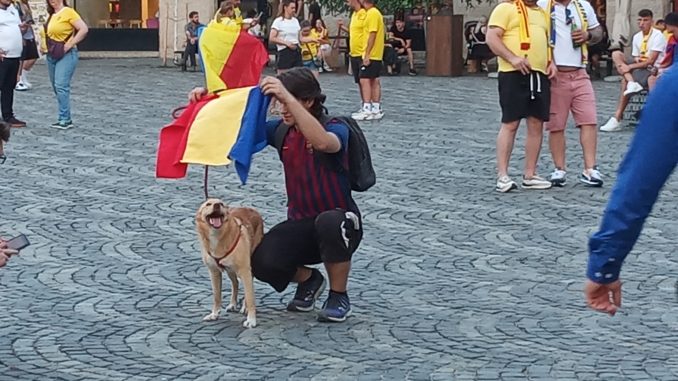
{"left": 209, "top": 223, "right": 243, "bottom": 270}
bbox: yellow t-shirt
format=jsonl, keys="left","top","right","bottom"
{"left": 349, "top": 9, "right": 367, "bottom": 57}
{"left": 488, "top": 2, "right": 549, "bottom": 74}
{"left": 234, "top": 7, "right": 243, "bottom": 26}
{"left": 47, "top": 7, "right": 81, "bottom": 42}
{"left": 302, "top": 30, "right": 320, "bottom": 61}
{"left": 364, "top": 7, "right": 385, "bottom": 61}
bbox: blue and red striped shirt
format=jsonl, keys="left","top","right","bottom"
{"left": 266, "top": 119, "right": 358, "bottom": 220}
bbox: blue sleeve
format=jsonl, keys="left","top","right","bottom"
{"left": 587, "top": 68, "right": 678, "bottom": 284}
{"left": 325, "top": 122, "right": 349, "bottom": 153}
{"left": 265, "top": 119, "right": 282, "bottom": 146}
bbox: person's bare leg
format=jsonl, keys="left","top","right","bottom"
{"left": 292, "top": 267, "right": 312, "bottom": 283}
{"left": 648, "top": 74, "right": 658, "bottom": 91}
{"left": 580, "top": 124, "right": 598, "bottom": 170}
{"left": 407, "top": 48, "right": 415, "bottom": 70}
{"left": 612, "top": 50, "right": 634, "bottom": 83}
{"left": 549, "top": 130, "right": 566, "bottom": 170}
{"left": 324, "top": 261, "right": 350, "bottom": 292}
{"left": 614, "top": 79, "right": 631, "bottom": 121}
{"left": 496, "top": 120, "right": 521, "bottom": 177}
{"left": 372, "top": 78, "right": 381, "bottom": 104}
{"left": 359, "top": 78, "right": 372, "bottom": 104}
{"left": 524, "top": 117, "right": 544, "bottom": 178}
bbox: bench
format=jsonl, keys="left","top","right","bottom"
{"left": 623, "top": 90, "right": 648, "bottom": 126}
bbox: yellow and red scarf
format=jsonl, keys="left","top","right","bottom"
{"left": 515, "top": 0, "right": 551, "bottom": 61}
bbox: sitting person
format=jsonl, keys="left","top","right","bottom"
{"left": 300, "top": 20, "right": 321, "bottom": 79}
{"left": 588, "top": 21, "right": 610, "bottom": 79}
{"left": 189, "top": 68, "right": 363, "bottom": 323}
{"left": 601, "top": 9, "right": 667, "bottom": 132}
{"left": 649, "top": 12, "right": 678, "bottom": 90}
{"left": 387, "top": 19, "right": 417, "bottom": 75}
{"left": 312, "top": 18, "right": 333, "bottom": 72}
{"left": 467, "top": 16, "right": 494, "bottom": 73}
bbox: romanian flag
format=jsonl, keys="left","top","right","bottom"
{"left": 155, "top": 86, "right": 271, "bottom": 183}
{"left": 199, "top": 19, "right": 269, "bottom": 93}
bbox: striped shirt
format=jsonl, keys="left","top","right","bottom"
{"left": 266, "top": 120, "right": 358, "bottom": 220}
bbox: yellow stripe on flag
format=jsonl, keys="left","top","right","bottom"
{"left": 181, "top": 87, "right": 253, "bottom": 166}
{"left": 199, "top": 20, "right": 241, "bottom": 93}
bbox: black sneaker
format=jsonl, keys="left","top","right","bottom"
{"left": 408, "top": 68, "right": 417, "bottom": 76}
{"left": 317, "top": 291, "right": 352, "bottom": 322}
{"left": 286, "top": 268, "right": 326, "bottom": 312}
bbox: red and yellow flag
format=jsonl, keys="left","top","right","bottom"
{"left": 199, "top": 20, "right": 269, "bottom": 92}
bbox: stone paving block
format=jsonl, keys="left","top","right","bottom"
{"left": 1, "top": 59, "right": 678, "bottom": 379}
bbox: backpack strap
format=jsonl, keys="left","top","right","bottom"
{"left": 272, "top": 121, "right": 291, "bottom": 160}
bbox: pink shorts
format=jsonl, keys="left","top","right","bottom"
{"left": 545, "top": 69, "right": 598, "bottom": 132}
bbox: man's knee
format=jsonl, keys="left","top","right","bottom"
{"left": 314, "top": 210, "right": 358, "bottom": 263}
{"left": 611, "top": 50, "right": 624, "bottom": 62}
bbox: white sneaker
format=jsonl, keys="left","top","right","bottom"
{"left": 15, "top": 82, "right": 29, "bottom": 91}
{"left": 367, "top": 107, "right": 384, "bottom": 120}
{"left": 496, "top": 175, "right": 518, "bottom": 193}
{"left": 623, "top": 81, "right": 644, "bottom": 96}
{"left": 521, "top": 175, "right": 552, "bottom": 190}
{"left": 600, "top": 117, "right": 622, "bottom": 132}
{"left": 549, "top": 168, "right": 567, "bottom": 187}
{"left": 351, "top": 110, "right": 372, "bottom": 121}
{"left": 323, "top": 65, "right": 333, "bottom": 72}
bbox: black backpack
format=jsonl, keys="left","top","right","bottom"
{"left": 272, "top": 116, "right": 376, "bottom": 192}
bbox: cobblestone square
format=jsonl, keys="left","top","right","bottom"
{"left": 2, "top": 59, "right": 678, "bottom": 380}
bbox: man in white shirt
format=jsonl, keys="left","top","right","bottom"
{"left": 538, "top": 0, "right": 605, "bottom": 188}
{"left": 0, "top": 0, "right": 26, "bottom": 127}
{"left": 601, "top": 9, "right": 667, "bottom": 132}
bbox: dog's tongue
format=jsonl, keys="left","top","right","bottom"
{"left": 210, "top": 217, "right": 223, "bottom": 228}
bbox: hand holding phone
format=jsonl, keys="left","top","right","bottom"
{"left": 6, "top": 234, "right": 30, "bottom": 251}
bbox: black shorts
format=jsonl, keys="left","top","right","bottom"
{"left": 498, "top": 71, "right": 551, "bottom": 123}
{"left": 277, "top": 48, "right": 303, "bottom": 70}
{"left": 359, "top": 60, "right": 382, "bottom": 80}
{"left": 21, "top": 39, "right": 39, "bottom": 60}
{"left": 350, "top": 56, "right": 362, "bottom": 84}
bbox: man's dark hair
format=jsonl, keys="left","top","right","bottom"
{"left": 0, "top": 122, "right": 10, "bottom": 143}
{"left": 665, "top": 13, "right": 678, "bottom": 27}
{"left": 277, "top": 68, "right": 327, "bottom": 119}
{"left": 638, "top": 9, "right": 653, "bottom": 18}
{"left": 189, "top": 11, "right": 199, "bottom": 18}
{"left": 300, "top": 19, "right": 311, "bottom": 28}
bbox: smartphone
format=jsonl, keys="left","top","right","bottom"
{"left": 6, "top": 234, "right": 30, "bottom": 251}
{"left": 255, "top": 11, "right": 263, "bottom": 20}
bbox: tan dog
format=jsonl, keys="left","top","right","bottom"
{"left": 195, "top": 198, "right": 264, "bottom": 328}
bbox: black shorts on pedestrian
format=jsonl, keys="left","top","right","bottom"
{"left": 359, "top": 59, "right": 382, "bottom": 80}
{"left": 21, "top": 39, "right": 39, "bottom": 61}
{"left": 251, "top": 209, "right": 363, "bottom": 293}
{"left": 350, "top": 56, "right": 362, "bottom": 84}
{"left": 277, "top": 48, "right": 303, "bottom": 70}
{"left": 498, "top": 71, "right": 551, "bottom": 123}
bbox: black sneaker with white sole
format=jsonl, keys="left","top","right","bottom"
{"left": 580, "top": 167, "right": 604, "bottom": 187}
{"left": 286, "top": 268, "right": 326, "bottom": 312}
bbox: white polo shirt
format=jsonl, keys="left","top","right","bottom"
{"left": 271, "top": 16, "right": 300, "bottom": 51}
{"left": 537, "top": 0, "right": 600, "bottom": 68}
{"left": 0, "top": 4, "right": 23, "bottom": 58}
{"left": 632, "top": 28, "right": 667, "bottom": 68}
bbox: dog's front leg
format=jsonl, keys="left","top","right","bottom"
{"left": 203, "top": 268, "right": 222, "bottom": 321}
{"left": 225, "top": 269, "right": 239, "bottom": 312}
{"left": 240, "top": 268, "right": 257, "bottom": 328}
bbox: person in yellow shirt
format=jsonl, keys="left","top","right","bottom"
{"left": 487, "top": 0, "right": 556, "bottom": 192}
{"left": 351, "top": 0, "right": 385, "bottom": 121}
{"left": 44, "top": 0, "right": 88, "bottom": 130}
{"left": 300, "top": 20, "right": 320, "bottom": 78}
{"left": 344, "top": 0, "right": 366, "bottom": 105}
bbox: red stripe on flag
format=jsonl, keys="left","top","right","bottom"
{"left": 156, "top": 95, "right": 217, "bottom": 179}
{"left": 221, "top": 32, "right": 269, "bottom": 89}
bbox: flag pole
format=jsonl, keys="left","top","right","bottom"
{"left": 203, "top": 165, "right": 209, "bottom": 199}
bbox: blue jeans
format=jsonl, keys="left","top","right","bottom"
{"left": 47, "top": 49, "right": 79, "bottom": 123}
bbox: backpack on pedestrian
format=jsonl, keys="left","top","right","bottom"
{"left": 272, "top": 115, "right": 376, "bottom": 192}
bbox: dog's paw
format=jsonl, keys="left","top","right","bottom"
{"left": 239, "top": 304, "right": 247, "bottom": 314}
{"left": 202, "top": 312, "right": 220, "bottom": 321}
{"left": 243, "top": 317, "right": 257, "bottom": 328}
{"left": 225, "top": 303, "right": 238, "bottom": 312}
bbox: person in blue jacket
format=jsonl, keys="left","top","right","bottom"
{"left": 585, "top": 65, "right": 678, "bottom": 315}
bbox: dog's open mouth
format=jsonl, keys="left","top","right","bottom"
{"left": 206, "top": 212, "right": 225, "bottom": 229}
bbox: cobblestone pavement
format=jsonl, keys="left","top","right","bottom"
{"left": 2, "top": 59, "right": 678, "bottom": 381}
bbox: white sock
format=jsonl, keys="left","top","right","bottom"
{"left": 371, "top": 102, "right": 381, "bottom": 113}
{"left": 20, "top": 71, "right": 27, "bottom": 83}
{"left": 362, "top": 103, "right": 371, "bottom": 112}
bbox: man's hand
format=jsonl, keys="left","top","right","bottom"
{"left": 260, "top": 76, "right": 294, "bottom": 105}
{"left": 19, "top": 22, "right": 28, "bottom": 33}
{"left": 546, "top": 61, "right": 557, "bottom": 79}
{"left": 64, "top": 41, "right": 73, "bottom": 53}
{"left": 188, "top": 87, "right": 207, "bottom": 103}
{"left": 287, "top": 42, "right": 297, "bottom": 50}
{"left": 362, "top": 56, "right": 370, "bottom": 67}
{"left": 585, "top": 279, "right": 622, "bottom": 316}
{"left": 571, "top": 28, "right": 589, "bottom": 45}
{"left": 617, "top": 62, "right": 631, "bottom": 74}
{"left": 509, "top": 55, "right": 531, "bottom": 75}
